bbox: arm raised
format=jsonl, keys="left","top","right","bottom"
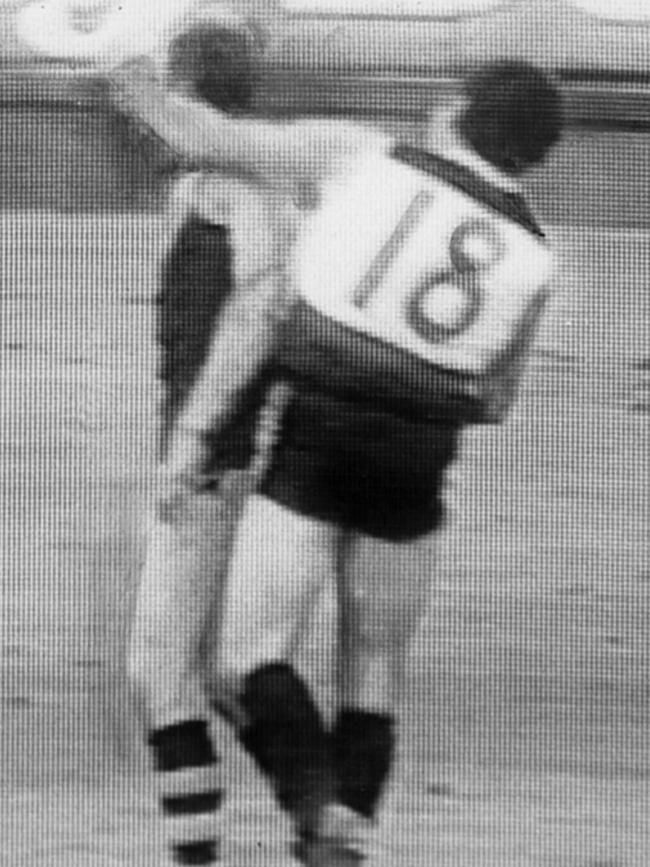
{"left": 111, "top": 59, "right": 386, "bottom": 206}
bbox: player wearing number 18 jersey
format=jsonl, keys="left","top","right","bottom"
{"left": 215, "top": 62, "right": 563, "bottom": 865}
{"left": 112, "top": 52, "right": 562, "bottom": 864}
{"left": 263, "top": 139, "right": 551, "bottom": 538}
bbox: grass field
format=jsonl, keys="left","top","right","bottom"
{"left": 1, "top": 213, "right": 649, "bottom": 866}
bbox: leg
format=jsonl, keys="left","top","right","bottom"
{"left": 304, "top": 534, "right": 434, "bottom": 865}
{"left": 338, "top": 533, "right": 432, "bottom": 718}
{"left": 129, "top": 486, "right": 239, "bottom": 865}
{"left": 129, "top": 489, "right": 240, "bottom": 727}
{"left": 241, "top": 382, "right": 458, "bottom": 863}
{"left": 331, "top": 423, "right": 456, "bottom": 831}
{"left": 212, "top": 493, "right": 340, "bottom": 826}
{"left": 218, "top": 494, "right": 337, "bottom": 677}
{"left": 138, "top": 209, "right": 252, "bottom": 863}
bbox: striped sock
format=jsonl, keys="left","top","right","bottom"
{"left": 149, "top": 720, "right": 223, "bottom": 865}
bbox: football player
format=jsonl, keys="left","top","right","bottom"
{"left": 125, "top": 18, "right": 301, "bottom": 867}
{"left": 112, "top": 49, "right": 562, "bottom": 864}
{"left": 18, "top": 4, "right": 310, "bottom": 861}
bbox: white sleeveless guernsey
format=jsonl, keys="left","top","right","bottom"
{"left": 280, "top": 144, "right": 554, "bottom": 424}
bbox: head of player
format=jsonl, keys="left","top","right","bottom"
{"left": 443, "top": 60, "right": 563, "bottom": 176}
{"left": 166, "top": 19, "right": 262, "bottom": 114}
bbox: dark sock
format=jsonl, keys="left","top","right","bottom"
{"left": 149, "top": 720, "right": 217, "bottom": 771}
{"left": 237, "top": 663, "right": 334, "bottom": 818}
{"left": 149, "top": 720, "right": 222, "bottom": 865}
{"left": 332, "top": 710, "right": 395, "bottom": 819}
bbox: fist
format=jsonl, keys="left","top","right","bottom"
{"left": 155, "top": 428, "right": 212, "bottom": 523}
{"left": 163, "top": 427, "right": 210, "bottom": 481}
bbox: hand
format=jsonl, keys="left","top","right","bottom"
{"left": 165, "top": 426, "right": 210, "bottom": 479}
{"left": 154, "top": 428, "right": 212, "bottom": 523}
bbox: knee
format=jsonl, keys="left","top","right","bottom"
{"left": 219, "top": 622, "right": 295, "bottom": 679}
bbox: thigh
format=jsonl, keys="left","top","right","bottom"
{"left": 219, "top": 494, "right": 341, "bottom": 676}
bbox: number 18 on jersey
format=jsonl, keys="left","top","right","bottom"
{"left": 280, "top": 148, "right": 554, "bottom": 424}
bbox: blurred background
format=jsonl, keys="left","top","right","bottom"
{"left": 1, "top": 2, "right": 649, "bottom": 865}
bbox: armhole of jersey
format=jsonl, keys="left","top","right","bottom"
{"left": 287, "top": 122, "right": 391, "bottom": 209}
{"left": 170, "top": 173, "right": 232, "bottom": 228}
{"left": 331, "top": 130, "right": 392, "bottom": 183}
{"left": 168, "top": 173, "right": 198, "bottom": 221}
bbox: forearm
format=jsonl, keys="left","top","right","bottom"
{"left": 176, "top": 271, "right": 288, "bottom": 435}
{"left": 110, "top": 61, "right": 244, "bottom": 170}
{"left": 110, "top": 62, "right": 378, "bottom": 198}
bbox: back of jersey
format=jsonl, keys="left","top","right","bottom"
{"left": 280, "top": 144, "right": 554, "bottom": 425}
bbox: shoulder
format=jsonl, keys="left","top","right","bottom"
{"left": 300, "top": 119, "right": 390, "bottom": 173}
{"left": 260, "top": 118, "right": 390, "bottom": 207}
{"left": 290, "top": 118, "right": 386, "bottom": 150}
{"left": 168, "top": 172, "right": 251, "bottom": 225}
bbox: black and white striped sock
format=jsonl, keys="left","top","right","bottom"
{"left": 149, "top": 720, "right": 223, "bottom": 865}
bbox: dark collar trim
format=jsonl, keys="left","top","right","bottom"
{"left": 392, "top": 145, "right": 545, "bottom": 240}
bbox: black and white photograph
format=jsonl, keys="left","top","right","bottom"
{"left": 1, "top": 0, "right": 649, "bottom": 864}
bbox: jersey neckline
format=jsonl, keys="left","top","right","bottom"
{"left": 391, "top": 144, "right": 545, "bottom": 240}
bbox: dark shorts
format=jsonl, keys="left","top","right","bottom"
{"left": 260, "top": 386, "right": 460, "bottom": 541}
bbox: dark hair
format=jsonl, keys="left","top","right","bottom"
{"left": 458, "top": 61, "right": 563, "bottom": 174}
{"left": 168, "top": 25, "right": 259, "bottom": 114}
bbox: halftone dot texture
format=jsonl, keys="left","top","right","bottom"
{"left": 2, "top": 2, "right": 650, "bottom": 866}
